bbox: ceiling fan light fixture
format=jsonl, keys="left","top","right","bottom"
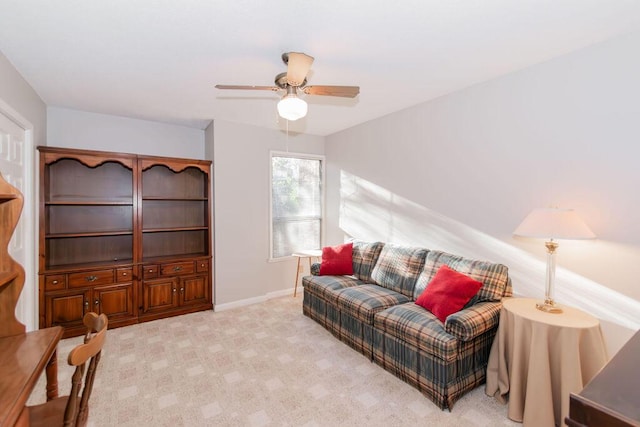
{"left": 277, "top": 94, "right": 307, "bottom": 121}
{"left": 215, "top": 52, "right": 359, "bottom": 122}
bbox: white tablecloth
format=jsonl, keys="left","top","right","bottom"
{"left": 485, "top": 298, "right": 608, "bottom": 426}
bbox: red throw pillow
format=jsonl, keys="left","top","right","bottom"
{"left": 319, "top": 243, "right": 354, "bottom": 276}
{"left": 415, "top": 264, "right": 483, "bottom": 323}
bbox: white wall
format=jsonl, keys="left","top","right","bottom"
{"left": 0, "top": 52, "right": 46, "bottom": 147}
{"left": 211, "top": 120, "right": 324, "bottom": 307}
{"left": 47, "top": 107, "right": 205, "bottom": 158}
{"left": 325, "top": 31, "right": 640, "bottom": 355}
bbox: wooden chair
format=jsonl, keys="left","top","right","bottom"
{"left": 28, "top": 312, "right": 108, "bottom": 427}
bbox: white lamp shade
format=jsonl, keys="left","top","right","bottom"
{"left": 277, "top": 95, "right": 307, "bottom": 121}
{"left": 513, "top": 208, "right": 596, "bottom": 240}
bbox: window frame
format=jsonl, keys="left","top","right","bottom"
{"left": 269, "top": 150, "right": 325, "bottom": 261}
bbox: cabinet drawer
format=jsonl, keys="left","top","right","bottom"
{"left": 116, "top": 268, "right": 133, "bottom": 282}
{"left": 160, "top": 261, "right": 194, "bottom": 276}
{"left": 45, "top": 274, "right": 66, "bottom": 291}
{"left": 68, "top": 269, "right": 114, "bottom": 288}
{"left": 144, "top": 265, "right": 158, "bottom": 279}
{"left": 196, "top": 260, "right": 209, "bottom": 273}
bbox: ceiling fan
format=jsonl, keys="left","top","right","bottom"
{"left": 215, "top": 52, "right": 360, "bottom": 121}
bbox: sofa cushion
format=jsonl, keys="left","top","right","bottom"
{"left": 319, "top": 242, "right": 353, "bottom": 276}
{"left": 333, "top": 284, "right": 411, "bottom": 324}
{"left": 350, "top": 240, "right": 384, "bottom": 283}
{"left": 374, "top": 302, "right": 458, "bottom": 362}
{"left": 415, "top": 265, "right": 483, "bottom": 323}
{"left": 302, "top": 275, "right": 362, "bottom": 304}
{"left": 413, "top": 250, "right": 510, "bottom": 302}
{"left": 370, "top": 244, "right": 428, "bottom": 297}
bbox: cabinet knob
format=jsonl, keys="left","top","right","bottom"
{"left": 94, "top": 300, "right": 99, "bottom": 306}
{"left": 52, "top": 280, "right": 58, "bottom": 284}
{"left": 149, "top": 269, "right": 153, "bottom": 273}
{"left": 180, "top": 287, "right": 184, "bottom": 292}
{"left": 173, "top": 288, "right": 177, "bottom": 292}
{"left": 84, "top": 301, "right": 89, "bottom": 308}
{"left": 122, "top": 272, "right": 127, "bottom": 276}
{"left": 86, "top": 275, "right": 98, "bottom": 282}
{"left": 201, "top": 264, "right": 205, "bottom": 267}
{"left": 173, "top": 266, "right": 183, "bottom": 272}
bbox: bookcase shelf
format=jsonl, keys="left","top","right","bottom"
{"left": 142, "top": 197, "right": 207, "bottom": 201}
{"left": 46, "top": 230, "right": 134, "bottom": 238}
{"left": 142, "top": 226, "right": 208, "bottom": 233}
{"left": 45, "top": 200, "right": 134, "bottom": 206}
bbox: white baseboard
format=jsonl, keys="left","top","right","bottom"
{"left": 215, "top": 287, "right": 298, "bottom": 312}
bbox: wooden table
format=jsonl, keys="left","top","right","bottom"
{"left": 292, "top": 250, "right": 322, "bottom": 297}
{"left": 566, "top": 329, "right": 640, "bottom": 426}
{"left": 0, "top": 327, "right": 64, "bottom": 427}
{"left": 485, "top": 298, "right": 608, "bottom": 427}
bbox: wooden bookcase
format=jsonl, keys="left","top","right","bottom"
{"left": 0, "top": 173, "right": 26, "bottom": 337}
{"left": 38, "top": 147, "right": 213, "bottom": 337}
{"left": 138, "top": 156, "right": 212, "bottom": 322}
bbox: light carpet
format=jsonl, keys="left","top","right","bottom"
{"left": 29, "top": 296, "right": 518, "bottom": 426}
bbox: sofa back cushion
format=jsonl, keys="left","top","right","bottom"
{"left": 413, "top": 250, "right": 511, "bottom": 302}
{"left": 350, "top": 240, "right": 385, "bottom": 282}
{"left": 370, "top": 244, "right": 428, "bottom": 298}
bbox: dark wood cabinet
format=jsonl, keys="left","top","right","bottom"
{"left": 139, "top": 257, "right": 210, "bottom": 321}
{"left": 566, "top": 330, "right": 640, "bottom": 427}
{"left": 44, "top": 289, "right": 90, "bottom": 328}
{"left": 38, "top": 147, "right": 213, "bottom": 337}
{"left": 181, "top": 274, "right": 209, "bottom": 306}
{"left": 42, "top": 264, "right": 138, "bottom": 335}
{"left": 141, "top": 277, "right": 178, "bottom": 315}
{"left": 94, "top": 282, "right": 135, "bottom": 320}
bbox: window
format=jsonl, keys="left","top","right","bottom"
{"left": 270, "top": 152, "right": 324, "bottom": 259}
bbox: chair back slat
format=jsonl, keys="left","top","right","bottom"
{"left": 64, "top": 312, "right": 108, "bottom": 427}
{"left": 76, "top": 352, "right": 101, "bottom": 426}
{"left": 63, "top": 366, "right": 84, "bottom": 427}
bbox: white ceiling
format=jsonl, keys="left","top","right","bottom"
{"left": 1, "top": 1, "right": 640, "bottom": 136}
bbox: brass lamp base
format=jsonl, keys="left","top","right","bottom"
{"left": 536, "top": 300, "right": 563, "bottom": 314}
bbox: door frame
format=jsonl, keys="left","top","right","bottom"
{"left": 0, "top": 98, "right": 37, "bottom": 330}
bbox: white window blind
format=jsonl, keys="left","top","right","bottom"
{"left": 271, "top": 153, "right": 323, "bottom": 259}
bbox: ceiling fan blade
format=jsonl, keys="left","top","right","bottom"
{"left": 215, "top": 85, "right": 279, "bottom": 92}
{"left": 302, "top": 85, "right": 360, "bottom": 98}
{"left": 285, "top": 52, "right": 314, "bottom": 87}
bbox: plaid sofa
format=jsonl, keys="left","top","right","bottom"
{"left": 302, "top": 241, "right": 512, "bottom": 410}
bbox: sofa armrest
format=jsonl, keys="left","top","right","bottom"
{"left": 445, "top": 301, "right": 502, "bottom": 341}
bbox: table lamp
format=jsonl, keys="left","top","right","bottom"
{"left": 513, "top": 208, "right": 596, "bottom": 313}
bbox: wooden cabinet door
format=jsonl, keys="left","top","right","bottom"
{"left": 179, "top": 275, "right": 209, "bottom": 307}
{"left": 141, "top": 278, "right": 178, "bottom": 315}
{"left": 45, "top": 290, "right": 91, "bottom": 328}
{"left": 94, "top": 283, "right": 135, "bottom": 320}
